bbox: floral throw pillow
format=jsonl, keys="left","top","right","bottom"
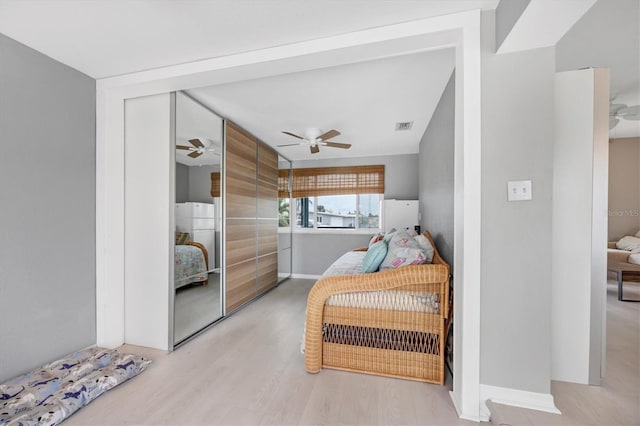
{"left": 379, "top": 229, "right": 426, "bottom": 270}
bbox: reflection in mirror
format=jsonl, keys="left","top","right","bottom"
{"left": 278, "top": 155, "right": 292, "bottom": 282}
{"left": 174, "top": 91, "right": 223, "bottom": 345}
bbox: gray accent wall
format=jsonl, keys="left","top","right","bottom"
{"left": 0, "top": 34, "right": 96, "bottom": 382}
{"left": 480, "top": 11, "right": 555, "bottom": 394}
{"left": 418, "top": 71, "right": 455, "bottom": 266}
{"left": 290, "top": 154, "right": 418, "bottom": 276}
{"left": 175, "top": 162, "right": 190, "bottom": 203}
{"left": 188, "top": 164, "right": 219, "bottom": 203}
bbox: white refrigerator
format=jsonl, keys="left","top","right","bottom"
{"left": 380, "top": 199, "right": 419, "bottom": 234}
{"left": 175, "top": 202, "right": 216, "bottom": 272}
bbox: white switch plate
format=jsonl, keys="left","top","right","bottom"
{"left": 507, "top": 180, "right": 532, "bottom": 201}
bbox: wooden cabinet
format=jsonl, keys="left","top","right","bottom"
{"left": 224, "top": 121, "right": 279, "bottom": 313}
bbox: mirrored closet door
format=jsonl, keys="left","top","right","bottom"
{"left": 278, "top": 155, "right": 292, "bottom": 282}
{"left": 173, "top": 92, "right": 223, "bottom": 345}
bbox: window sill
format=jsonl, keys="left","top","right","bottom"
{"left": 279, "top": 228, "right": 379, "bottom": 235}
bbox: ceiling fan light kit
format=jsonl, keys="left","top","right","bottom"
{"left": 278, "top": 127, "right": 352, "bottom": 154}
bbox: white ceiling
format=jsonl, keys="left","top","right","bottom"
{"left": 187, "top": 49, "right": 455, "bottom": 161}
{"left": 1, "top": 0, "right": 637, "bottom": 155}
{"left": 0, "top": 0, "right": 498, "bottom": 79}
{"left": 175, "top": 92, "right": 223, "bottom": 167}
{"left": 556, "top": 0, "right": 640, "bottom": 138}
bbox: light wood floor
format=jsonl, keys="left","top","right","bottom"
{"left": 66, "top": 278, "right": 471, "bottom": 425}
{"left": 489, "top": 281, "right": 640, "bottom": 425}
{"left": 174, "top": 273, "right": 222, "bottom": 344}
{"left": 65, "top": 278, "right": 638, "bottom": 425}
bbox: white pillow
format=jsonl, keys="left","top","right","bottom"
{"left": 414, "top": 234, "right": 435, "bottom": 264}
{"left": 629, "top": 253, "right": 640, "bottom": 266}
{"left": 616, "top": 235, "right": 640, "bottom": 252}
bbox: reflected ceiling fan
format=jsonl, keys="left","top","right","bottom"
{"left": 610, "top": 102, "right": 640, "bottom": 129}
{"left": 278, "top": 128, "right": 351, "bottom": 154}
{"left": 176, "top": 138, "right": 220, "bottom": 158}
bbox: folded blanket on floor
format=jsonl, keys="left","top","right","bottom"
{"left": 0, "top": 347, "right": 150, "bottom": 426}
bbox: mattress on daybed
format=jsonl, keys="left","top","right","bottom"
{"left": 322, "top": 251, "right": 440, "bottom": 314}
{"left": 175, "top": 244, "right": 207, "bottom": 288}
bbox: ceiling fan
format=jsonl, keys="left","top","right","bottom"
{"left": 278, "top": 128, "right": 351, "bottom": 154}
{"left": 610, "top": 103, "right": 640, "bottom": 129}
{"left": 176, "top": 138, "right": 220, "bottom": 158}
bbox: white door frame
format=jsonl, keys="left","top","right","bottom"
{"left": 95, "top": 10, "right": 483, "bottom": 421}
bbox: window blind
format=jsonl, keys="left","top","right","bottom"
{"left": 291, "top": 165, "right": 384, "bottom": 198}
{"left": 278, "top": 169, "right": 290, "bottom": 198}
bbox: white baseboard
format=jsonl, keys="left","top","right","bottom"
{"left": 290, "top": 273, "right": 322, "bottom": 280}
{"left": 449, "top": 390, "right": 482, "bottom": 422}
{"left": 480, "top": 384, "right": 561, "bottom": 421}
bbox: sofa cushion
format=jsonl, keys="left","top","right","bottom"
{"left": 616, "top": 235, "right": 640, "bottom": 252}
{"left": 362, "top": 240, "right": 388, "bottom": 273}
{"left": 629, "top": 253, "right": 640, "bottom": 266}
{"left": 379, "top": 229, "right": 426, "bottom": 270}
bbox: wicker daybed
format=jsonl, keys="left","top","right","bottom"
{"left": 304, "top": 231, "right": 450, "bottom": 384}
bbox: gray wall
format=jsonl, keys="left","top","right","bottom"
{"left": 291, "top": 154, "right": 418, "bottom": 276}
{"left": 608, "top": 137, "right": 640, "bottom": 240}
{"left": 175, "top": 162, "right": 190, "bottom": 203}
{"left": 418, "top": 72, "right": 455, "bottom": 266}
{"left": 480, "top": 11, "right": 555, "bottom": 394}
{"left": 188, "top": 164, "right": 219, "bottom": 203}
{"left": 0, "top": 34, "right": 96, "bottom": 381}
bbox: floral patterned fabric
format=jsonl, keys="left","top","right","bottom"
{"left": 175, "top": 244, "right": 207, "bottom": 288}
{"left": 0, "top": 347, "right": 150, "bottom": 426}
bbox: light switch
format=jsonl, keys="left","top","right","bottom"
{"left": 507, "top": 180, "right": 532, "bottom": 201}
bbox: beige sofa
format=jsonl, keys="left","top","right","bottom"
{"left": 607, "top": 241, "right": 640, "bottom": 301}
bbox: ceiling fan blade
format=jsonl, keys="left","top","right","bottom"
{"left": 324, "top": 142, "right": 351, "bottom": 149}
{"left": 619, "top": 105, "right": 640, "bottom": 116}
{"left": 176, "top": 145, "right": 192, "bottom": 150}
{"left": 189, "top": 138, "right": 205, "bottom": 148}
{"left": 282, "top": 131, "right": 304, "bottom": 139}
{"left": 188, "top": 151, "right": 202, "bottom": 158}
{"left": 610, "top": 103, "right": 628, "bottom": 115}
{"left": 310, "top": 145, "right": 320, "bottom": 154}
{"left": 277, "top": 143, "right": 302, "bottom": 147}
{"left": 318, "top": 129, "right": 340, "bottom": 141}
{"left": 609, "top": 117, "right": 620, "bottom": 129}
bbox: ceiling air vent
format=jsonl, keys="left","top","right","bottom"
{"left": 395, "top": 121, "right": 413, "bottom": 131}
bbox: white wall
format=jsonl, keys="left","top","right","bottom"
{"left": 608, "top": 137, "right": 640, "bottom": 240}
{"left": 124, "top": 93, "right": 173, "bottom": 350}
{"left": 480, "top": 11, "right": 556, "bottom": 395}
{"left": 0, "top": 34, "right": 96, "bottom": 382}
{"left": 552, "top": 68, "right": 609, "bottom": 385}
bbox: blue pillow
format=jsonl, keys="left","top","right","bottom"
{"left": 361, "top": 240, "right": 388, "bottom": 273}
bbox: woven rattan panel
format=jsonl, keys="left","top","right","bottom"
{"left": 322, "top": 323, "right": 440, "bottom": 355}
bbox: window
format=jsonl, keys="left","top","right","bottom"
{"left": 280, "top": 165, "right": 384, "bottom": 232}
{"left": 295, "top": 194, "right": 381, "bottom": 230}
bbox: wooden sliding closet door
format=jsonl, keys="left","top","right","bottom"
{"left": 256, "top": 143, "right": 278, "bottom": 294}
{"left": 225, "top": 122, "right": 258, "bottom": 312}
{"left": 224, "top": 122, "right": 279, "bottom": 313}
